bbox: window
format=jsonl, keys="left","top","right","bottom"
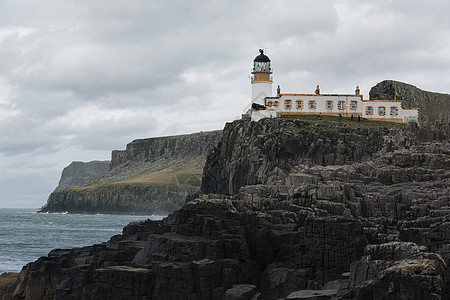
{"left": 351, "top": 101, "right": 358, "bottom": 110}
{"left": 308, "top": 100, "right": 316, "bottom": 109}
{"left": 390, "top": 106, "right": 398, "bottom": 115}
{"left": 366, "top": 106, "right": 373, "bottom": 115}
{"left": 285, "top": 99, "right": 292, "bottom": 109}
{"left": 274, "top": 101, "right": 279, "bottom": 107}
{"left": 267, "top": 101, "right": 273, "bottom": 107}
{"left": 296, "top": 100, "right": 303, "bottom": 109}
{"left": 379, "top": 106, "right": 386, "bottom": 116}
{"left": 338, "top": 101, "right": 345, "bottom": 110}
{"left": 326, "top": 100, "right": 333, "bottom": 109}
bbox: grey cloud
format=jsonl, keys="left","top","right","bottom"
{"left": 0, "top": 0, "right": 450, "bottom": 207}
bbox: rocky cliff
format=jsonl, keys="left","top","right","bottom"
{"left": 40, "top": 130, "right": 222, "bottom": 214}
{"left": 201, "top": 118, "right": 395, "bottom": 195}
{"left": 370, "top": 80, "right": 450, "bottom": 125}
{"left": 54, "top": 160, "right": 110, "bottom": 191}
{"left": 5, "top": 117, "right": 449, "bottom": 299}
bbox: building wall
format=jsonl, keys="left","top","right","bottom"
{"left": 250, "top": 109, "right": 277, "bottom": 122}
{"left": 266, "top": 94, "right": 364, "bottom": 117}
{"left": 261, "top": 94, "right": 419, "bottom": 123}
{"left": 361, "top": 100, "right": 419, "bottom": 123}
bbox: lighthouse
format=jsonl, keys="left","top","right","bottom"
{"left": 247, "top": 49, "right": 419, "bottom": 123}
{"left": 251, "top": 49, "right": 272, "bottom": 105}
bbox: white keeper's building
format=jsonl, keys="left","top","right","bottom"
{"left": 248, "top": 49, "right": 419, "bottom": 124}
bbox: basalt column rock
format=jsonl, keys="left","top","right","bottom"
{"left": 335, "top": 242, "right": 449, "bottom": 299}
{"left": 4, "top": 196, "right": 368, "bottom": 300}
{"left": 202, "top": 118, "right": 394, "bottom": 195}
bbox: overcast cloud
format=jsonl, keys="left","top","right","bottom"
{"left": 1, "top": 0, "right": 449, "bottom": 208}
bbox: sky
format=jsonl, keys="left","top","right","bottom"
{"left": 1, "top": 0, "right": 449, "bottom": 208}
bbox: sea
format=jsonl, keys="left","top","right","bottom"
{"left": 0, "top": 208, "right": 165, "bottom": 274}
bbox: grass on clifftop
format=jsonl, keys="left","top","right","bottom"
{"left": 115, "top": 167, "right": 202, "bottom": 186}
{"left": 69, "top": 158, "right": 204, "bottom": 191}
{"left": 69, "top": 170, "right": 202, "bottom": 191}
{"left": 280, "top": 114, "right": 405, "bottom": 129}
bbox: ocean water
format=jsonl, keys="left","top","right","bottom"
{"left": 0, "top": 208, "right": 165, "bottom": 274}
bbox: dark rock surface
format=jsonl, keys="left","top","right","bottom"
{"left": 202, "top": 118, "right": 394, "bottom": 195}
{"left": 3, "top": 118, "right": 450, "bottom": 299}
{"left": 370, "top": 80, "right": 450, "bottom": 125}
{"left": 0, "top": 273, "right": 18, "bottom": 299}
{"left": 335, "top": 242, "right": 449, "bottom": 299}
{"left": 54, "top": 160, "right": 110, "bottom": 191}
{"left": 287, "top": 289, "right": 338, "bottom": 299}
{"left": 3, "top": 196, "right": 368, "bottom": 299}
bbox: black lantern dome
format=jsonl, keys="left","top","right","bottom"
{"left": 253, "top": 49, "right": 271, "bottom": 72}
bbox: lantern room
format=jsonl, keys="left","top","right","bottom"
{"left": 253, "top": 49, "right": 271, "bottom": 72}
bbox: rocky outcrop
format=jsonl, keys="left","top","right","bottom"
{"left": 0, "top": 273, "right": 18, "bottom": 299}
{"left": 370, "top": 80, "right": 450, "bottom": 125}
{"left": 202, "top": 118, "right": 404, "bottom": 195}
{"left": 40, "top": 130, "right": 222, "bottom": 214}
{"left": 335, "top": 242, "right": 449, "bottom": 299}
{"left": 4, "top": 117, "right": 450, "bottom": 299}
{"left": 54, "top": 160, "right": 110, "bottom": 191}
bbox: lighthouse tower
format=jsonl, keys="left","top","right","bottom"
{"left": 251, "top": 49, "right": 272, "bottom": 105}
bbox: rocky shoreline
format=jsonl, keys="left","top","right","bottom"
{"left": 1, "top": 118, "right": 449, "bottom": 299}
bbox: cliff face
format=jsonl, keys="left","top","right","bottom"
{"left": 8, "top": 117, "right": 449, "bottom": 300}
{"left": 40, "top": 130, "right": 222, "bottom": 214}
{"left": 202, "top": 118, "right": 393, "bottom": 195}
{"left": 54, "top": 160, "right": 110, "bottom": 191}
{"left": 110, "top": 131, "right": 221, "bottom": 169}
{"left": 44, "top": 184, "right": 197, "bottom": 214}
{"left": 370, "top": 80, "right": 450, "bottom": 124}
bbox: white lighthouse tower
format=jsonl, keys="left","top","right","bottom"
{"left": 251, "top": 49, "right": 272, "bottom": 105}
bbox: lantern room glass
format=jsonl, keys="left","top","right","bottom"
{"left": 253, "top": 61, "right": 271, "bottom": 72}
